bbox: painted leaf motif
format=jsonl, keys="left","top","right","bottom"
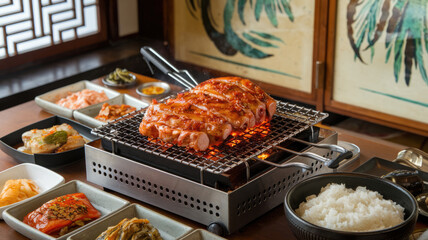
{"left": 279, "top": 0, "right": 294, "bottom": 22}
{"left": 385, "top": 0, "right": 406, "bottom": 49}
{"left": 347, "top": 0, "right": 365, "bottom": 63}
{"left": 254, "top": 0, "right": 263, "bottom": 21}
{"left": 243, "top": 32, "right": 279, "bottom": 48}
{"left": 238, "top": 0, "right": 247, "bottom": 24}
{"left": 264, "top": 0, "right": 278, "bottom": 27}
{"left": 250, "top": 30, "right": 284, "bottom": 43}
{"left": 365, "top": 0, "right": 391, "bottom": 49}
{"left": 253, "top": 0, "right": 293, "bottom": 24}
{"left": 348, "top": 0, "right": 428, "bottom": 86}
{"left": 185, "top": 0, "right": 294, "bottom": 59}
{"left": 225, "top": 0, "right": 272, "bottom": 58}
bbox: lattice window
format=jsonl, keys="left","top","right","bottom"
{"left": 0, "top": 0, "right": 103, "bottom": 61}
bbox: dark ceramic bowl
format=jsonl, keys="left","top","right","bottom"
{"left": 0, "top": 116, "right": 99, "bottom": 168}
{"left": 284, "top": 172, "right": 418, "bottom": 240}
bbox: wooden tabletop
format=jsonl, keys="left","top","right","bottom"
{"left": 0, "top": 76, "right": 421, "bottom": 239}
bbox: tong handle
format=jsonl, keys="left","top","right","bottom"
{"left": 140, "top": 46, "right": 197, "bottom": 89}
{"left": 274, "top": 145, "right": 353, "bottom": 169}
{"left": 326, "top": 150, "right": 353, "bottom": 169}
{"left": 290, "top": 137, "right": 346, "bottom": 154}
{"left": 140, "top": 47, "right": 175, "bottom": 76}
{"left": 252, "top": 157, "right": 313, "bottom": 170}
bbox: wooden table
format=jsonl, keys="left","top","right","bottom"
{"left": 0, "top": 76, "right": 420, "bottom": 239}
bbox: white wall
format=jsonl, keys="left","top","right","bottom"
{"left": 117, "top": 0, "right": 139, "bottom": 37}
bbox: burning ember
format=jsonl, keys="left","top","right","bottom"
{"left": 225, "top": 122, "right": 271, "bottom": 148}
{"left": 257, "top": 152, "right": 271, "bottom": 160}
{"left": 146, "top": 121, "right": 273, "bottom": 162}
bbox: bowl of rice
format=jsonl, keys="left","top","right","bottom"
{"left": 284, "top": 172, "right": 418, "bottom": 240}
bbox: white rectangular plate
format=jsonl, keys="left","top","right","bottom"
{"left": 67, "top": 203, "right": 193, "bottom": 240}
{"left": 179, "top": 229, "right": 227, "bottom": 240}
{"left": 3, "top": 180, "right": 129, "bottom": 240}
{"left": 0, "top": 163, "right": 65, "bottom": 219}
{"left": 35, "top": 80, "right": 121, "bottom": 118}
{"left": 73, "top": 94, "right": 148, "bottom": 128}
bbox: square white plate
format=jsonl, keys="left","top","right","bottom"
{"left": 67, "top": 203, "right": 193, "bottom": 240}
{"left": 3, "top": 180, "right": 129, "bottom": 240}
{"left": 73, "top": 94, "right": 148, "bottom": 128}
{"left": 179, "top": 229, "right": 227, "bottom": 240}
{"left": 0, "top": 163, "right": 65, "bottom": 219}
{"left": 35, "top": 80, "right": 121, "bottom": 118}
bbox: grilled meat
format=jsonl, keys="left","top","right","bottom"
{"left": 144, "top": 101, "right": 233, "bottom": 142}
{"left": 139, "top": 77, "right": 276, "bottom": 151}
{"left": 139, "top": 122, "right": 210, "bottom": 151}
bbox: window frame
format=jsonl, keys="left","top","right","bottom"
{"left": 0, "top": 0, "right": 108, "bottom": 72}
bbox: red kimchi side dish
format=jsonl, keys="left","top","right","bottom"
{"left": 23, "top": 193, "right": 101, "bottom": 237}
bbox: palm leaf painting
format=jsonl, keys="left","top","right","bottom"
{"left": 347, "top": 0, "right": 428, "bottom": 86}
{"left": 185, "top": 0, "right": 294, "bottom": 59}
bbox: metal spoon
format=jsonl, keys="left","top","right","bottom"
{"left": 394, "top": 148, "right": 428, "bottom": 172}
{"left": 416, "top": 193, "right": 428, "bottom": 217}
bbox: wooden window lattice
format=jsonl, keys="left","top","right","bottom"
{"left": 0, "top": 0, "right": 100, "bottom": 59}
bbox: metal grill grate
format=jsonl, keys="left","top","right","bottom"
{"left": 92, "top": 100, "right": 328, "bottom": 174}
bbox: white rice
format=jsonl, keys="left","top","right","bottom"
{"left": 295, "top": 183, "right": 405, "bottom": 232}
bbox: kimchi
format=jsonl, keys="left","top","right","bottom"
{"left": 23, "top": 192, "right": 101, "bottom": 236}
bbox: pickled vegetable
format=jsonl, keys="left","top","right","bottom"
{"left": 43, "top": 131, "right": 68, "bottom": 145}
{"left": 105, "top": 68, "right": 135, "bottom": 85}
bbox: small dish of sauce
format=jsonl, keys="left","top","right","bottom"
{"left": 136, "top": 82, "right": 170, "bottom": 98}
{"left": 141, "top": 85, "right": 165, "bottom": 95}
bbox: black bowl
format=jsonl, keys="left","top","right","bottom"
{"left": 284, "top": 172, "right": 418, "bottom": 240}
{"left": 0, "top": 116, "right": 99, "bottom": 168}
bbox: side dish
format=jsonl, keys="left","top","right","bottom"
{"left": 139, "top": 77, "right": 277, "bottom": 151}
{"left": 56, "top": 89, "right": 109, "bottom": 110}
{"left": 23, "top": 192, "right": 101, "bottom": 237}
{"left": 295, "top": 183, "right": 405, "bottom": 232}
{"left": 382, "top": 169, "right": 424, "bottom": 196}
{"left": 141, "top": 86, "right": 165, "bottom": 95}
{"left": 95, "top": 103, "right": 137, "bottom": 122}
{"left": 18, "top": 123, "right": 86, "bottom": 154}
{"left": 104, "top": 68, "right": 135, "bottom": 85}
{"left": 0, "top": 179, "right": 39, "bottom": 207}
{"left": 96, "top": 217, "right": 162, "bottom": 240}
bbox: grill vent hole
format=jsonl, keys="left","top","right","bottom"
{"left": 92, "top": 163, "right": 223, "bottom": 218}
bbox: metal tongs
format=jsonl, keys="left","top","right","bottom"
{"left": 140, "top": 46, "right": 198, "bottom": 89}
{"left": 254, "top": 138, "right": 353, "bottom": 170}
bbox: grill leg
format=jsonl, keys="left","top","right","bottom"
{"left": 207, "top": 222, "right": 226, "bottom": 237}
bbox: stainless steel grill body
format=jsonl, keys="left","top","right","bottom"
{"left": 85, "top": 128, "right": 338, "bottom": 234}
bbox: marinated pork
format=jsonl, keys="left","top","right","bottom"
{"left": 139, "top": 77, "right": 276, "bottom": 151}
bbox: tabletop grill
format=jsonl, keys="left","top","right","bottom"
{"left": 86, "top": 96, "right": 354, "bottom": 234}
{"left": 91, "top": 100, "right": 329, "bottom": 188}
